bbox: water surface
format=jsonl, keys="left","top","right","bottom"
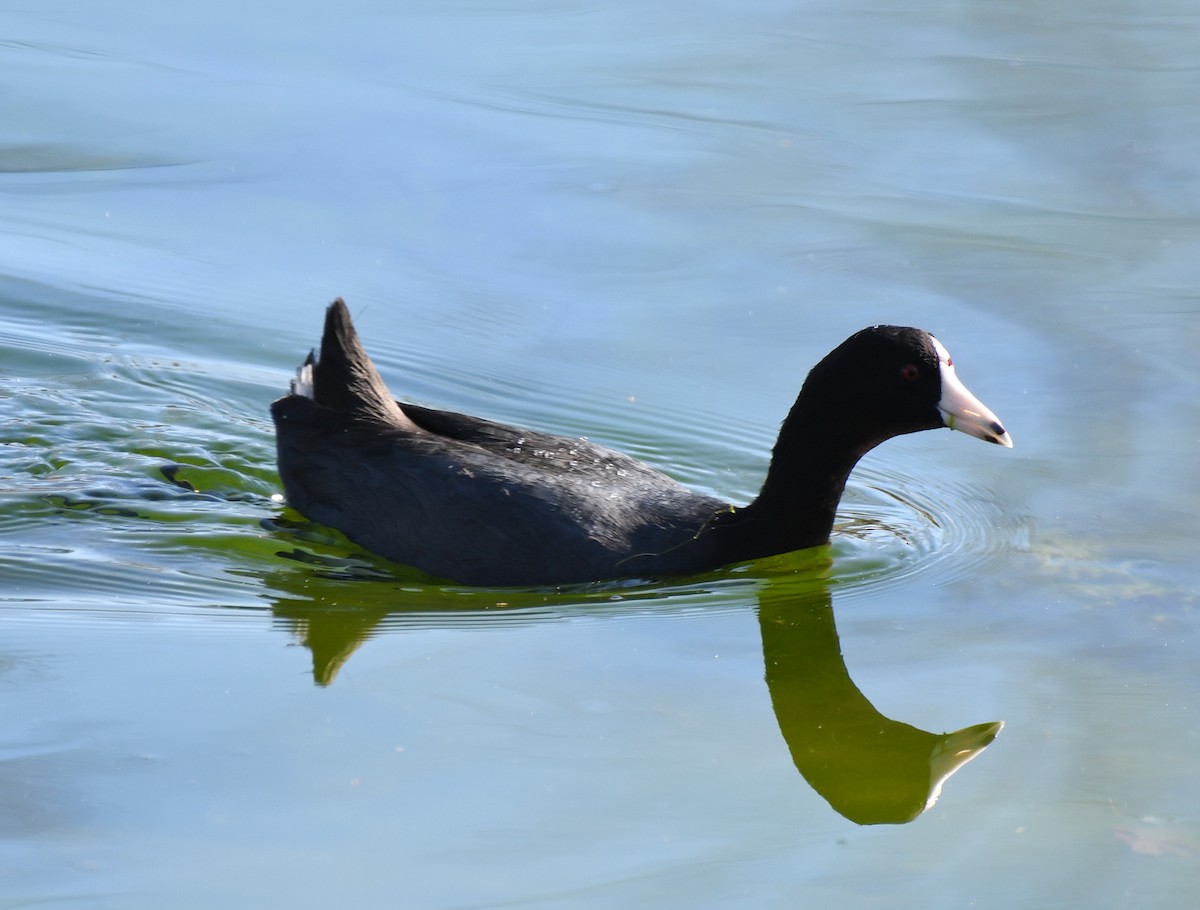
{"left": 3, "top": 2, "right": 1199, "bottom": 907}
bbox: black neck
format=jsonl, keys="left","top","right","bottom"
{"left": 705, "top": 395, "right": 881, "bottom": 563}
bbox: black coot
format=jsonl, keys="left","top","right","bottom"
{"left": 271, "top": 300, "right": 1011, "bottom": 586}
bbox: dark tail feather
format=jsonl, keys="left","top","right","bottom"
{"left": 307, "top": 299, "right": 416, "bottom": 429}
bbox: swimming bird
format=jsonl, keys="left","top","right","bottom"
{"left": 271, "top": 300, "right": 1011, "bottom": 586}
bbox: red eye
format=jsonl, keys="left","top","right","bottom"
{"left": 900, "top": 363, "right": 920, "bottom": 382}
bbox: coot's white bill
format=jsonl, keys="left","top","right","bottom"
{"left": 932, "top": 337, "right": 1013, "bottom": 447}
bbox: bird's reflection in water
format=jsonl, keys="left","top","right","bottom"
{"left": 756, "top": 580, "right": 1001, "bottom": 824}
{"left": 269, "top": 555, "right": 1001, "bottom": 826}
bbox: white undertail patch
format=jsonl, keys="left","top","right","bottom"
{"left": 291, "top": 354, "right": 316, "bottom": 400}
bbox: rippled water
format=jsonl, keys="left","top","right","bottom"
{"left": 4, "top": 2, "right": 1200, "bottom": 908}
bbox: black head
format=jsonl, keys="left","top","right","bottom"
{"left": 795, "top": 325, "right": 1011, "bottom": 450}
{"left": 799, "top": 325, "right": 946, "bottom": 447}
{"left": 736, "top": 325, "right": 1009, "bottom": 556}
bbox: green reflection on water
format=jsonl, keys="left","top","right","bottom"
{"left": 270, "top": 565, "right": 1002, "bottom": 826}
{"left": 758, "top": 579, "right": 1001, "bottom": 825}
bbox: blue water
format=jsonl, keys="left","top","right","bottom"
{"left": 3, "top": 2, "right": 1199, "bottom": 907}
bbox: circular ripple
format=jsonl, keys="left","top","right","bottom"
{"left": 830, "top": 461, "right": 1029, "bottom": 598}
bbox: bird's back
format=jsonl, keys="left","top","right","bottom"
{"left": 270, "top": 301, "right": 726, "bottom": 585}
{"left": 272, "top": 393, "right": 725, "bottom": 585}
